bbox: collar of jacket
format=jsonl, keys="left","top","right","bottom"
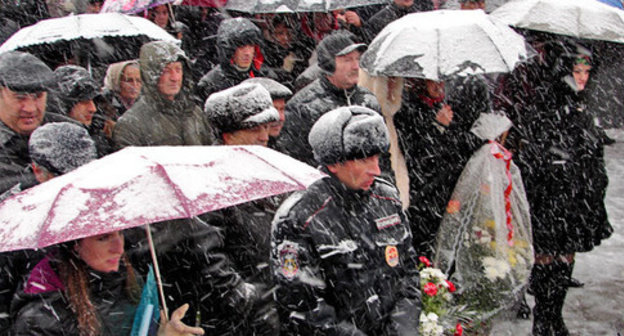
{"left": 319, "top": 76, "right": 358, "bottom": 100}
{"left": 320, "top": 166, "right": 373, "bottom": 201}
{"left": 0, "top": 120, "right": 21, "bottom": 147}
{"left": 142, "top": 88, "right": 196, "bottom": 117}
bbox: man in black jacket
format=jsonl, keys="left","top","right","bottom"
{"left": 196, "top": 18, "right": 274, "bottom": 103}
{"left": 271, "top": 106, "right": 421, "bottom": 335}
{"left": 276, "top": 30, "right": 381, "bottom": 167}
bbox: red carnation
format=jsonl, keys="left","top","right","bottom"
{"left": 454, "top": 323, "right": 463, "bottom": 336}
{"left": 424, "top": 282, "right": 438, "bottom": 296}
{"left": 419, "top": 256, "right": 432, "bottom": 267}
{"left": 446, "top": 280, "right": 456, "bottom": 293}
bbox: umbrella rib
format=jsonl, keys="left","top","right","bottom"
{"left": 483, "top": 25, "right": 514, "bottom": 73}
{"left": 33, "top": 182, "right": 75, "bottom": 249}
{"left": 238, "top": 147, "right": 309, "bottom": 190}
{"left": 151, "top": 161, "right": 194, "bottom": 218}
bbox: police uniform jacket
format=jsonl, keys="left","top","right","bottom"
{"left": 271, "top": 174, "right": 421, "bottom": 336}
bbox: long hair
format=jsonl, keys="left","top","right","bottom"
{"left": 57, "top": 243, "right": 141, "bottom": 336}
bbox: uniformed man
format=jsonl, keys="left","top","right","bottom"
{"left": 271, "top": 105, "right": 421, "bottom": 335}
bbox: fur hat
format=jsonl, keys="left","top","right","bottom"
{"left": 0, "top": 51, "right": 53, "bottom": 92}
{"left": 317, "top": 30, "right": 366, "bottom": 74}
{"left": 204, "top": 83, "right": 279, "bottom": 136}
{"left": 309, "top": 106, "right": 389, "bottom": 165}
{"left": 53, "top": 65, "right": 100, "bottom": 111}
{"left": 29, "top": 122, "right": 97, "bottom": 175}
{"left": 242, "top": 77, "right": 292, "bottom": 99}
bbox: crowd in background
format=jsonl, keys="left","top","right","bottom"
{"left": 0, "top": 0, "right": 618, "bottom": 335}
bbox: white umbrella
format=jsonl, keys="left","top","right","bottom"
{"left": 225, "top": 0, "right": 386, "bottom": 13}
{"left": 0, "top": 13, "right": 179, "bottom": 62}
{"left": 491, "top": 0, "right": 624, "bottom": 44}
{"left": 360, "top": 9, "right": 530, "bottom": 80}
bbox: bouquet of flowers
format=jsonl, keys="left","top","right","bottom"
{"left": 433, "top": 114, "right": 534, "bottom": 331}
{"left": 418, "top": 256, "right": 464, "bottom": 336}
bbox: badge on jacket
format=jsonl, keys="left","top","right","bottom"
{"left": 385, "top": 245, "right": 399, "bottom": 267}
{"left": 278, "top": 241, "right": 299, "bottom": 279}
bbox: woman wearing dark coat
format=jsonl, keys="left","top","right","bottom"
{"left": 11, "top": 231, "right": 204, "bottom": 336}
{"left": 523, "top": 51, "right": 613, "bottom": 336}
{"left": 394, "top": 78, "right": 481, "bottom": 259}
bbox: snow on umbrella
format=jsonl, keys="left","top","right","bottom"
{"left": 359, "top": 9, "right": 530, "bottom": 81}
{"left": 0, "top": 145, "right": 323, "bottom": 253}
{"left": 225, "top": 0, "right": 386, "bottom": 14}
{"left": 491, "top": 0, "right": 624, "bottom": 44}
{"left": 0, "top": 145, "right": 325, "bottom": 318}
{"left": 0, "top": 13, "right": 179, "bottom": 63}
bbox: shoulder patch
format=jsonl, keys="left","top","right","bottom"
{"left": 277, "top": 241, "right": 299, "bottom": 280}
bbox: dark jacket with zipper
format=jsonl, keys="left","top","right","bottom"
{"left": 276, "top": 76, "right": 381, "bottom": 167}
{"left": 271, "top": 174, "right": 421, "bottom": 336}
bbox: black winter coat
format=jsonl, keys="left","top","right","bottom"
{"left": 276, "top": 76, "right": 381, "bottom": 166}
{"left": 394, "top": 89, "right": 481, "bottom": 257}
{"left": 521, "top": 81, "right": 612, "bottom": 255}
{"left": 11, "top": 257, "right": 138, "bottom": 336}
{"left": 271, "top": 174, "right": 421, "bottom": 336}
{"left": 127, "top": 204, "right": 280, "bottom": 336}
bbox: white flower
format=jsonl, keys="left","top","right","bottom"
{"left": 483, "top": 256, "right": 511, "bottom": 282}
{"left": 419, "top": 312, "right": 444, "bottom": 336}
{"left": 420, "top": 267, "right": 447, "bottom": 284}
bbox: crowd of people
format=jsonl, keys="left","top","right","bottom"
{"left": 0, "top": 0, "right": 616, "bottom": 335}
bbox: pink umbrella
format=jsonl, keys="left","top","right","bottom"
{"left": 0, "top": 145, "right": 324, "bottom": 316}
{"left": 101, "top": 0, "right": 174, "bottom": 14}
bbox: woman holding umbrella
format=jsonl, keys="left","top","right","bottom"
{"left": 523, "top": 47, "right": 613, "bottom": 336}
{"left": 11, "top": 230, "right": 205, "bottom": 336}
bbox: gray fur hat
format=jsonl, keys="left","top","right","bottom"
{"left": 242, "top": 77, "right": 292, "bottom": 99}
{"left": 29, "top": 122, "right": 97, "bottom": 175}
{"left": 317, "top": 30, "right": 366, "bottom": 74}
{"left": 204, "top": 83, "right": 279, "bottom": 135}
{"left": 308, "top": 106, "right": 389, "bottom": 165}
{"left": 0, "top": 51, "right": 53, "bottom": 92}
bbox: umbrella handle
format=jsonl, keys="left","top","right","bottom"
{"left": 144, "top": 224, "right": 169, "bottom": 321}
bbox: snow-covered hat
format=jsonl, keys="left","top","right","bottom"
{"left": 29, "top": 122, "right": 97, "bottom": 175}
{"left": 0, "top": 51, "right": 53, "bottom": 92}
{"left": 204, "top": 83, "right": 279, "bottom": 135}
{"left": 54, "top": 65, "right": 100, "bottom": 108}
{"left": 317, "top": 30, "right": 366, "bottom": 74}
{"left": 242, "top": 77, "right": 292, "bottom": 100}
{"left": 309, "top": 106, "right": 389, "bottom": 165}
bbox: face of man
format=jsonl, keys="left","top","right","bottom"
{"left": 269, "top": 98, "right": 286, "bottom": 137}
{"left": 394, "top": 0, "right": 414, "bottom": 8}
{"left": 157, "top": 62, "right": 183, "bottom": 101}
{"left": 223, "top": 123, "right": 271, "bottom": 146}
{"left": 425, "top": 80, "right": 445, "bottom": 100}
{"left": 327, "top": 154, "right": 380, "bottom": 191}
{"left": 69, "top": 99, "right": 97, "bottom": 126}
{"left": 151, "top": 5, "right": 169, "bottom": 29}
{"left": 0, "top": 87, "right": 47, "bottom": 135}
{"left": 233, "top": 45, "right": 256, "bottom": 69}
{"left": 327, "top": 50, "right": 361, "bottom": 90}
{"left": 273, "top": 24, "right": 292, "bottom": 48}
{"left": 460, "top": 0, "right": 485, "bottom": 9}
{"left": 572, "top": 63, "right": 591, "bottom": 91}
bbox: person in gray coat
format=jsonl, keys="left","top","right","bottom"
{"left": 113, "top": 41, "right": 213, "bottom": 149}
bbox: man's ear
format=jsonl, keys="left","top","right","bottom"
{"left": 326, "top": 162, "right": 341, "bottom": 174}
{"left": 222, "top": 132, "right": 232, "bottom": 145}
